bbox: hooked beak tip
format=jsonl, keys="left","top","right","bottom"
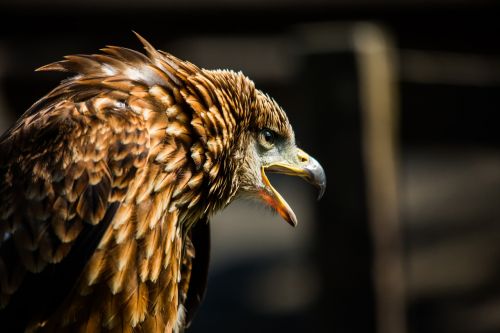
{"left": 317, "top": 184, "right": 326, "bottom": 200}
{"left": 303, "top": 155, "right": 326, "bottom": 200}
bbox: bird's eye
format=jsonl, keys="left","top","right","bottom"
{"left": 259, "top": 128, "right": 276, "bottom": 149}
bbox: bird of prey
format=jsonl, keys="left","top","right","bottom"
{"left": 0, "top": 33, "right": 326, "bottom": 332}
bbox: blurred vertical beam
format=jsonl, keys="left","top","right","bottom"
{"left": 354, "top": 24, "right": 406, "bottom": 333}
{"left": 298, "top": 23, "right": 375, "bottom": 333}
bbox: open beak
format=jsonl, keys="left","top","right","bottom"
{"left": 260, "top": 149, "right": 326, "bottom": 226}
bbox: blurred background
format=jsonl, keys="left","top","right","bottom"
{"left": 1, "top": 1, "right": 500, "bottom": 332}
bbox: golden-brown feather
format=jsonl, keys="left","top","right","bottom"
{"left": 0, "top": 32, "right": 294, "bottom": 332}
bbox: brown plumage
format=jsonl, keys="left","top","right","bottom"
{"left": 0, "top": 33, "right": 325, "bottom": 332}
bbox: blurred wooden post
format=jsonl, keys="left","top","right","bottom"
{"left": 298, "top": 22, "right": 405, "bottom": 333}
{"left": 354, "top": 24, "right": 406, "bottom": 333}
{"left": 299, "top": 23, "right": 375, "bottom": 333}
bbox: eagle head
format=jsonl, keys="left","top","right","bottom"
{"left": 201, "top": 69, "right": 326, "bottom": 226}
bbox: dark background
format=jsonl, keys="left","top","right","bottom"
{"left": 1, "top": 1, "right": 500, "bottom": 332}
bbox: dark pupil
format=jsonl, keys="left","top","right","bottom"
{"left": 263, "top": 130, "right": 274, "bottom": 143}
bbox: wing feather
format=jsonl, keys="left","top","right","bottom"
{"left": 0, "top": 94, "right": 149, "bottom": 331}
{"left": 0, "top": 34, "right": 231, "bottom": 332}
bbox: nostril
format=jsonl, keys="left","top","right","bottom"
{"left": 297, "top": 150, "right": 309, "bottom": 164}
